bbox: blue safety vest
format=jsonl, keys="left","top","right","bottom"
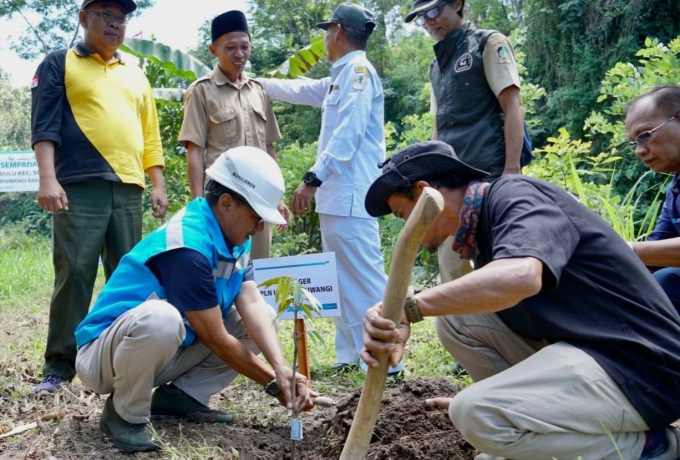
{"left": 75, "top": 198, "right": 251, "bottom": 348}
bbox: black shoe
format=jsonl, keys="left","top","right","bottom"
{"left": 451, "top": 362, "right": 468, "bottom": 378}
{"left": 100, "top": 396, "right": 161, "bottom": 453}
{"left": 387, "top": 370, "right": 404, "bottom": 383}
{"left": 330, "top": 363, "right": 360, "bottom": 374}
{"left": 151, "top": 384, "right": 234, "bottom": 424}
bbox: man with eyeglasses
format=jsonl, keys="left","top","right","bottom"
{"left": 626, "top": 84, "right": 680, "bottom": 314}
{"left": 179, "top": 10, "right": 289, "bottom": 260}
{"left": 74, "top": 147, "right": 314, "bottom": 452}
{"left": 30, "top": 0, "right": 168, "bottom": 395}
{"left": 405, "top": 0, "right": 526, "bottom": 377}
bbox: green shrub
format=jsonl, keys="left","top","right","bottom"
{"left": 272, "top": 141, "right": 321, "bottom": 256}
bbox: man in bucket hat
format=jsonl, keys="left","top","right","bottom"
{"left": 405, "top": 0, "right": 529, "bottom": 360}
{"left": 361, "top": 140, "right": 680, "bottom": 460}
{"left": 258, "top": 4, "right": 403, "bottom": 376}
{"left": 75, "top": 147, "right": 314, "bottom": 453}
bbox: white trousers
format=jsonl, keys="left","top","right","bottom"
{"left": 319, "top": 214, "right": 403, "bottom": 372}
{"left": 434, "top": 312, "right": 663, "bottom": 460}
{"left": 76, "top": 300, "right": 259, "bottom": 424}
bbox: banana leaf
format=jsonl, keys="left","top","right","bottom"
{"left": 121, "top": 38, "right": 211, "bottom": 81}
{"left": 268, "top": 35, "right": 327, "bottom": 79}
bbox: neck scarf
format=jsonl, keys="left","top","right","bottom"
{"left": 452, "top": 180, "right": 490, "bottom": 260}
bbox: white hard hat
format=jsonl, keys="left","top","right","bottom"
{"left": 205, "top": 146, "right": 286, "bottom": 225}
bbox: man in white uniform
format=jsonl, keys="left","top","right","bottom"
{"left": 258, "top": 3, "right": 402, "bottom": 375}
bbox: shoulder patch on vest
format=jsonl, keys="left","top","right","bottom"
{"left": 486, "top": 34, "right": 506, "bottom": 47}
{"left": 496, "top": 44, "right": 512, "bottom": 64}
{"left": 354, "top": 66, "right": 369, "bottom": 79}
{"left": 454, "top": 53, "right": 473, "bottom": 73}
{"left": 31, "top": 75, "right": 40, "bottom": 88}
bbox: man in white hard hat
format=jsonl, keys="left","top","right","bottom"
{"left": 74, "top": 146, "right": 314, "bottom": 453}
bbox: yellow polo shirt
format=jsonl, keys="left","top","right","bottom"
{"left": 31, "top": 43, "right": 164, "bottom": 188}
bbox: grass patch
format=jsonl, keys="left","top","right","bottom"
{"left": 0, "top": 226, "right": 53, "bottom": 310}
{"left": 0, "top": 233, "right": 467, "bottom": 459}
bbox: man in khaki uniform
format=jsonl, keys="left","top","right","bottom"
{"left": 179, "top": 10, "right": 288, "bottom": 259}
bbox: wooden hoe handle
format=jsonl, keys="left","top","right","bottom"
{"left": 340, "top": 187, "right": 444, "bottom": 459}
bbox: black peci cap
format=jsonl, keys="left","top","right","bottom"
{"left": 211, "top": 10, "right": 250, "bottom": 42}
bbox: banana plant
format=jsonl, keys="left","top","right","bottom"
{"left": 121, "top": 38, "right": 211, "bottom": 102}
{"left": 267, "top": 35, "right": 327, "bottom": 79}
{"left": 121, "top": 38, "right": 211, "bottom": 81}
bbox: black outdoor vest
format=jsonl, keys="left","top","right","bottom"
{"left": 430, "top": 22, "right": 505, "bottom": 179}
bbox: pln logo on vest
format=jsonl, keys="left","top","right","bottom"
{"left": 454, "top": 53, "right": 473, "bottom": 73}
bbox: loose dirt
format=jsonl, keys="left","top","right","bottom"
{"left": 0, "top": 376, "right": 475, "bottom": 460}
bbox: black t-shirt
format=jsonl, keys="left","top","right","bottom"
{"left": 477, "top": 175, "right": 680, "bottom": 428}
{"left": 145, "top": 247, "right": 255, "bottom": 313}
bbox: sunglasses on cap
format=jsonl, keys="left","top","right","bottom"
{"left": 414, "top": 1, "right": 451, "bottom": 26}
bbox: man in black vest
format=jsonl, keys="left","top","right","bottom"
{"left": 404, "top": 1, "right": 526, "bottom": 374}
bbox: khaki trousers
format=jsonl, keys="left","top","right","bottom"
{"left": 76, "top": 300, "right": 259, "bottom": 424}
{"left": 434, "top": 313, "right": 663, "bottom": 460}
{"left": 251, "top": 222, "right": 272, "bottom": 260}
{"left": 438, "top": 236, "right": 473, "bottom": 284}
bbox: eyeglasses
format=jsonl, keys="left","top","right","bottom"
{"left": 414, "top": 2, "right": 449, "bottom": 26}
{"left": 239, "top": 199, "right": 264, "bottom": 229}
{"left": 628, "top": 111, "right": 680, "bottom": 151}
{"left": 250, "top": 211, "right": 265, "bottom": 231}
{"left": 84, "top": 9, "right": 128, "bottom": 25}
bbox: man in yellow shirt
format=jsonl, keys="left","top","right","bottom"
{"left": 31, "top": 0, "right": 167, "bottom": 394}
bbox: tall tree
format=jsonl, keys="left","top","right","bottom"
{"left": 0, "top": 68, "right": 31, "bottom": 150}
{"left": 247, "top": 0, "right": 334, "bottom": 148}
{"left": 467, "top": 0, "right": 525, "bottom": 34}
{"left": 0, "top": 0, "right": 154, "bottom": 59}
{"left": 523, "top": 0, "right": 680, "bottom": 142}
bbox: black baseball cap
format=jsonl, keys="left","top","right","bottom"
{"left": 404, "top": 0, "right": 449, "bottom": 23}
{"left": 316, "top": 3, "right": 376, "bottom": 32}
{"left": 365, "top": 140, "right": 488, "bottom": 217}
{"left": 81, "top": 0, "right": 137, "bottom": 14}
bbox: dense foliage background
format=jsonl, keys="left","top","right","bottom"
{"left": 1, "top": 0, "right": 679, "bottom": 278}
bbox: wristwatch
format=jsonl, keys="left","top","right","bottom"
{"left": 264, "top": 379, "right": 281, "bottom": 397}
{"left": 303, "top": 171, "right": 323, "bottom": 187}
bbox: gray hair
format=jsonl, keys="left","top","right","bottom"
{"left": 626, "top": 84, "right": 680, "bottom": 119}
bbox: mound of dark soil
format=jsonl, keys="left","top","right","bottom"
{"left": 0, "top": 377, "right": 475, "bottom": 460}
{"left": 307, "top": 377, "right": 475, "bottom": 460}
{"left": 197, "top": 377, "right": 474, "bottom": 459}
